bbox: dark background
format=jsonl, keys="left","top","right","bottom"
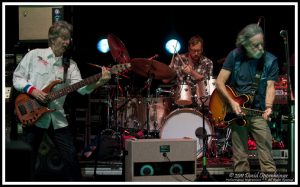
{"left": 5, "top": 4, "right": 296, "bottom": 96}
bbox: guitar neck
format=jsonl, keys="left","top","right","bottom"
{"left": 241, "top": 107, "right": 264, "bottom": 116}
{"left": 48, "top": 73, "right": 102, "bottom": 101}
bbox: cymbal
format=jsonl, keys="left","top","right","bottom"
{"left": 107, "top": 34, "right": 130, "bottom": 64}
{"left": 129, "top": 58, "right": 176, "bottom": 80}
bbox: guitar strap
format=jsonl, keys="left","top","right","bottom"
{"left": 248, "top": 67, "right": 263, "bottom": 104}
{"left": 62, "top": 54, "right": 70, "bottom": 83}
{"left": 232, "top": 51, "right": 264, "bottom": 104}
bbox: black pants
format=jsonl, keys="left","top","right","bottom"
{"left": 22, "top": 123, "right": 82, "bottom": 181}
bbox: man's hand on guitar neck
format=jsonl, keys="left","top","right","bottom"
{"left": 95, "top": 67, "right": 111, "bottom": 87}
{"left": 262, "top": 107, "right": 272, "bottom": 121}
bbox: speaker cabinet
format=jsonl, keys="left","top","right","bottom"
{"left": 34, "top": 134, "right": 65, "bottom": 181}
{"left": 124, "top": 138, "right": 197, "bottom": 182}
{"left": 19, "top": 6, "right": 63, "bottom": 40}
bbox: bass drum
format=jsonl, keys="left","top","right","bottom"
{"left": 160, "top": 108, "right": 214, "bottom": 158}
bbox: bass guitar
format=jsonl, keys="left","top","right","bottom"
{"left": 15, "top": 63, "right": 131, "bottom": 126}
{"left": 209, "top": 85, "right": 267, "bottom": 129}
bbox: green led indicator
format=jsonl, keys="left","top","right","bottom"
{"left": 160, "top": 145, "right": 170, "bottom": 153}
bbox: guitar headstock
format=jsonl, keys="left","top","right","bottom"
{"left": 111, "top": 63, "right": 131, "bottom": 74}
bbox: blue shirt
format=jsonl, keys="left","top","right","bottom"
{"left": 222, "top": 48, "right": 279, "bottom": 110}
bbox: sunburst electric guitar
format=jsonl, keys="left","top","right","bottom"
{"left": 15, "top": 63, "right": 131, "bottom": 126}
{"left": 209, "top": 85, "right": 267, "bottom": 129}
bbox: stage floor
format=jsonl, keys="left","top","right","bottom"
{"left": 80, "top": 156, "right": 293, "bottom": 182}
{"left": 81, "top": 157, "right": 233, "bottom": 182}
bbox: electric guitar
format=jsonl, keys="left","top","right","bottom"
{"left": 209, "top": 85, "right": 267, "bottom": 129}
{"left": 15, "top": 63, "right": 131, "bottom": 126}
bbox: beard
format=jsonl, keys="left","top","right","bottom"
{"left": 245, "top": 46, "right": 264, "bottom": 59}
{"left": 251, "top": 50, "right": 264, "bottom": 59}
{"left": 191, "top": 55, "right": 200, "bottom": 62}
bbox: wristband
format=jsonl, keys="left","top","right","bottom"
{"left": 24, "top": 84, "right": 36, "bottom": 94}
{"left": 28, "top": 86, "right": 36, "bottom": 94}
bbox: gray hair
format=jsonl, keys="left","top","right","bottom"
{"left": 48, "top": 21, "right": 73, "bottom": 46}
{"left": 235, "top": 24, "right": 263, "bottom": 48}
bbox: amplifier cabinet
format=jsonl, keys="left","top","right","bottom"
{"left": 124, "top": 138, "right": 197, "bottom": 182}
{"left": 19, "top": 6, "right": 63, "bottom": 40}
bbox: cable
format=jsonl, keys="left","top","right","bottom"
{"left": 162, "top": 153, "right": 194, "bottom": 182}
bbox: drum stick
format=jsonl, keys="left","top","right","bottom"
{"left": 170, "top": 42, "right": 178, "bottom": 64}
{"left": 172, "top": 45, "right": 187, "bottom": 65}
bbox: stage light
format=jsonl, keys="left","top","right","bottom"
{"left": 165, "top": 39, "right": 181, "bottom": 54}
{"left": 97, "top": 38, "right": 109, "bottom": 53}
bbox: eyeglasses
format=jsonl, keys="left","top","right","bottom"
{"left": 59, "top": 34, "right": 72, "bottom": 41}
{"left": 248, "top": 42, "right": 264, "bottom": 49}
{"left": 189, "top": 49, "right": 202, "bottom": 54}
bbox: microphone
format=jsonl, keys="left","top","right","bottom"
{"left": 280, "top": 30, "right": 288, "bottom": 38}
{"left": 195, "top": 127, "right": 206, "bottom": 138}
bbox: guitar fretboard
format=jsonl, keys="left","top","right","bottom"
{"left": 242, "top": 107, "right": 264, "bottom": 116}
{"left": 48, "top": 73, "right": 102, "bottom": 101}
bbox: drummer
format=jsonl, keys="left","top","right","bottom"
{"left": 162, "top": 35, "right": 214, "bottom": 107}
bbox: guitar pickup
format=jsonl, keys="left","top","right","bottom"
{"left": 18, "top": 104, "right": 27, "bottom": 115}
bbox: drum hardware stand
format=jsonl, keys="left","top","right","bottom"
{"left": 113, "top": 75, "right": 122, "bottom": 131}
{"left": 110, "top": 75, "right": 125, "bottom": 131}
{"left": 143, "top": 72, "right": 155, "bottom": 139}
{"left": 221, "top": 128, "right": 232, "bottom": 155}
{"left": 92, "top": 75, "right": 126, "bottom": 179}
{"left": 196, "top": 96, "right": 215, "bottom": 181}
{"left": 106, "top": 87, "right": 112, "bottom": 130}
{"left": 213, "top": 128, "right": 232, "bottom": 158}
{"left": 156, "top": 87, "right": 174, "bottom": 97}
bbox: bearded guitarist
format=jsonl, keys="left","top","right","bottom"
{"left": 215, "top": 24, "right": 278, "bottom": 173}
{"left": 12, "top": 21, "right": 111, "bottom": 181}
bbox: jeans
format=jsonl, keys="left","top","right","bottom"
{"left": 231, "top": 116, "right": 277, "bottom": 173}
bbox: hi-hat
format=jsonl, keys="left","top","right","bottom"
{"left": 107, "top": 34, "right": 130, "bottom": 64}
{"left": 129, "top": 58, "right": 176, "bottom": 80}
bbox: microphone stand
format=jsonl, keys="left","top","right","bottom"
{"left": 196, "top": 96, "right": 215, "bottom": 181}
{"left": 281, "top": 30, "right": 295, "bottom": 174}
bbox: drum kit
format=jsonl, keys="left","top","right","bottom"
{"left": 95, "top": 34, "right": 231, "bottom": 159}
